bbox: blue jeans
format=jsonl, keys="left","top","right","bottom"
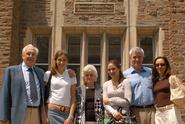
{"left": 48, "top": 108, "right": 68, "bottom": 124}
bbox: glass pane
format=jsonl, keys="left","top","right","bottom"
{"left": 94, "top": 65, "right": 100, "bottom": 86}
{"left": 68, "top": 36, "right": 81, "bottom": 63}
{"left": 36, "top": 65, "right": 48, "bottom": 72}
{"left": 109, "top": 37, "right": 121, "bottom": 62}
{"left": 88, "top": 37, "right": 100, "bottom": 64}
{"left": 36, "top": 36, "right": 49, "bottom": 63}
{"left": 140, "top": 37, "right": 153, "bottom": 64}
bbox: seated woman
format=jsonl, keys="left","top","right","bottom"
{"left": 103, "top": 59, "right": 132, "bottom": 123}
{"left": 75, "top": 64, "right": 103, "bottom": 124}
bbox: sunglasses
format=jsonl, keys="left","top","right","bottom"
{"left": 155, "top": 63, "right": 166, "bottom": 67}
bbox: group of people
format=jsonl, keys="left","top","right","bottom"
{"left": 0, "top": 44, "right": 184, "bottom": 124}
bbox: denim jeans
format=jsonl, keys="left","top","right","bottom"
{"left": 48, "top": 108, "right": 68, "bottom": 124}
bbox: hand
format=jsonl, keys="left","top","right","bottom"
{"left": 103, "top": 98, "right": 110, "bottom": 105}
{"left": 68, "top": 69, "right": 76, "bottom": 78}
{"left": 113, "top": 112, "right": 124, "bottom": 121}
{"left": 45, "top": 117, "right": 49, "bottom": 124}
{"left": 64, "top": 118, "right": 73, "bottom": 124}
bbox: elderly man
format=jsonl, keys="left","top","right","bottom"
{"left": 0, "top": 44, "right": 47, "bottom": 124}
{"left": 123, "top": 47, "right": 155, "bottom": 124}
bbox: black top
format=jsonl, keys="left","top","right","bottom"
{"left": 85, "top": 88, "right": 95, "bottom": 121}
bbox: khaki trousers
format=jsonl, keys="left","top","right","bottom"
{"left": 132, "top": 107, "right": 155, "bottom": 124}
{"left": 24, "top": 107, "right": 41, "bottom": 124}
{"left": 0, "top": 108, "right": 41, "bottom": 124}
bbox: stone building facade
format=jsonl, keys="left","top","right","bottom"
{"left": 0, "top": 0, "right": 185, "bottom": 122}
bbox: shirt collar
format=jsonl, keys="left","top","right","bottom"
{"left": 22, "top": 62, "right": 34, "bottom": 71}
{"left": 130, "top": 66, "right": 146, "bottom": 74}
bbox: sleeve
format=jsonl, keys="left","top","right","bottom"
{"left": 103, "top": 82, "right": 117, "bottom": 116}
{"left": 43, "top": 71, "right": 50, "bottom": 83}
{"left": 0, "top": 67, "right": 12, "bottom": 120}
{"left": 123, "top": 79, "right": 132, "bottom": 103}
{"left": 109, "top": 79, "right": 132, "bottom": 107}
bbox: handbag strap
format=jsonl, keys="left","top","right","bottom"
{"left": 47, "top": 72, "right": 52, "bottom": 87}
{"left": 109, "top": 98, "right": 132, "bottom": 123}
{"left": 122, "top": 98, "right": 131, "bottom": 106}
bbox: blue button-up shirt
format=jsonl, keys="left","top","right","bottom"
{"left": 123, "top": 66, "right": 154, "bottom": 106}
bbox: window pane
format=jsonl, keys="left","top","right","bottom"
{"left": 88, "top": 37, "right": 100, "bottom": 64}
{"left": 68, "top": 36, "right": 81, "bottom": 63}
{"left": 36, "top": 36, "right": 49, "bottom": 63}
{"left": 68, "top": 36, "right": 81, "bottom": 85}
{"left": 140, "top": 37, "right": 153, "bottom": 64}
{"left": 94, "top": 65, "right": 100, "bottom": 86}
{"left": 36, "top": 65, "right": 48, "bottom": 72}
{"left": 109, "top": 37, "right": 121, "bottom": 62}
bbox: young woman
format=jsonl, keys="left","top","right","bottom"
{"left": 75, "top": 64, "right": 103, "bottom": 124}
{"left": 153, "top": 56, "right": 182, "bottom": 124}
{"left": 103, "top": 59, "right": 132, "bottom": 123}
{"left": 44, "top": 50, "right": 76, "bottom": 124}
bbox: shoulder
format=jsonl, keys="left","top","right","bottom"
{"left": 103, "top": 80, "right": 111, "bottom": 87}
{"left": 34, "top": 66, "right": 44, "bottom": 74}
{"left": 143, "top": 66, "right": 151, "bottom": 72}
{"left": 44, "top": 71, "right": 51, "bottom": 81}
{"left": 6, "top": 65, "right": 19, "bottom": 70}
{"left": 123, "top": 67, "right": 132, "bottom": 76}
{"left": 44, "top": 71, "right": 51, "bottom": 76}
{"left": 65, "top": 69, "right": 77, "bottom": 84}
{"left": 121, "top": 79, "right": 131, "bottom": 87}
{"left": 122, "top": 78, "right": 130, "bottom": 84}
{"left": 67, "top": 69, "right": 76, "bottom": 78}
{"left": 142, "top": 66, "right": 152, "bottom": 76}
{"left": 4, "top": 65, "right": 20, "bottom": 74}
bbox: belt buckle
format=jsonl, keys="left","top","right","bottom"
{"left": 59, "top": 106, "right": 65, "bottom": 112}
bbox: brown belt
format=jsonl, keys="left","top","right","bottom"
{"left": 132, "top": 104, "right": 154, "bottom": 109}
{"left": 27, "top": 106, "right": 39, "bottom": 108}
{"left": 48, "top": 104, "right": 70, "bottom": 114}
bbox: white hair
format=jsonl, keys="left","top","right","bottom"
{"left": 129, "top": 47, "right": 144, "bottom": 56}
{"left": 22, "top": 44, "right": 39, "bottom": 55}
{"left": 82, "top": 64, "right": 98, "bottom": 82}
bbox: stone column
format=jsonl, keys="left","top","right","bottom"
{"left": 100, "top": 32, "right": 107, "bottom": 87}
{"left": 51, "top": 0, "right": 64, "bottom": 58}
{"left": 80, "top": 32, "right": 88, "bottom": 85}
{"left": 124, "top": 0, "right": 138, "bottom": 69}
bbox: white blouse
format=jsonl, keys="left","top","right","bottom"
{"left": 44, "top": 69, "right": 77, "bottom": 107}
{"left": 103, "top": 79, "right": 132, "bottom": 116}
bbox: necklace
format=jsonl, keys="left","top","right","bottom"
{"left": 112, "top": 80, "right": 119, "bottom": 90}
{"left": 159, "top": 76, "right": 166, "bottom": 80}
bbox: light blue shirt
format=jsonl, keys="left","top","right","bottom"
{"left": 123, "top": 66, "right": 154, "bottom": 106}
{"left": 22, "top": 62, "right": 41, "bottom": 106}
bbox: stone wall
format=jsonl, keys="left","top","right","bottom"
{"left": 19, "top": 0, "right": 52, "bottom": 46}
{"left": 168, "top": 0, "right": 185, "bottom": 81}
{"left": 64, "top": 0, "right": 126, "bottom": 26}
{"left": 0, "top": 0, "right": 13, "bottom": 85}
